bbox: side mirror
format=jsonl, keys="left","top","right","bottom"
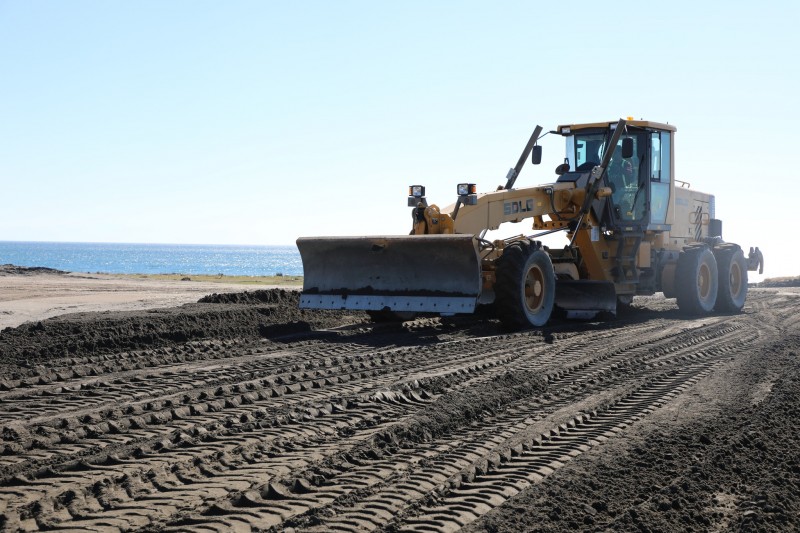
{"left": 555, "top": 163, "right": 570, "bottom": 175}
{"left": 621, "top": 137, "right": 634, "bottom": 159}
{"left": 531, "top": 145, "right": 542, "bottom": 165}
{"left": 555, "top": 158, "right": 570, "bottom": 175}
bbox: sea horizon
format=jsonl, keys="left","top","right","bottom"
{"left": 0, "top": 240, "right": 302, "bottom": 277}
{"left": 0, "top": 238, "right": 297, "bottom": 247}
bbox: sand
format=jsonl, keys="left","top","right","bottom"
{"left": 1, "top": 268, "right": 798, "bottom": 532}
{"left": 0, "top": 267, "right": 291, "bottom": 330}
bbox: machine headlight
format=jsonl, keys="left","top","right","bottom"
{"left": 409, "top": 185, "right": 426, "bottom": 197}
{"left": 457, "top": 183, "right": 477, "bottom": 196}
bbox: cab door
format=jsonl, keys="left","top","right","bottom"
{"left": 649, "top": 131, "right": 671, "bottom": 227}
{"left": 606, "top": 131, "right": 648, "bottom": 226}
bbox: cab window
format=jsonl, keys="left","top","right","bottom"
{"left": 650, "top": 131, "right": 671, "bottom": 224}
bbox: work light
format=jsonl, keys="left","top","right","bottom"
{"left": 409, "top": 185, "right": 425, "bottom": 197}
{"left": 457, "top": 183, "right": 477, "bottom": 196}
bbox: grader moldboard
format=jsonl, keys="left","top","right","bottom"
{"left": 297, "top": 118, "right": 764, "bottom": 330}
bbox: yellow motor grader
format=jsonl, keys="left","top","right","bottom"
{"left": 297, "top": 118, "right": 764, "bottom": 329}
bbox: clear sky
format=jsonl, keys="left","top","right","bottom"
{"left": 1, "top": 1, "right": 797, "bottom": 280}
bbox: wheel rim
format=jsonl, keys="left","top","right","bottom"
{"left": 729, "top": 261, "right": 742, "bottom": 297}
{"left": 524, "top": 264, "right": 545, "bottom": 313}
{"left": 698, "top": 262, "right": 711, "bottom": 300}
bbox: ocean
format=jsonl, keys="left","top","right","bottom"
{"left": 0, "top": 241, "right": 303, "bottom": 277}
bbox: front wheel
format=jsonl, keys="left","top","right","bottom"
{"left": 676, "top": 246, "right": 718, "bottom": 315}
{"left": 494, "top": 243, "right": 555, "bottom": 329}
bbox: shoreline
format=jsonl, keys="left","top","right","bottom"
{"left": 108, "top": 272, "right": 303, "bottom": 286}
{"left": 1, "top": 263, "right": 303, "bottom": 285}
{"left": 0, "top": 265, "right": 302, "bottom": 331}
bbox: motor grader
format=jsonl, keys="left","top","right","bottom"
{"left": 297, "top": 118, "right": 764, "bottom": 329}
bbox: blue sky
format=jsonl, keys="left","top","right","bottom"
{"left": 1, "top": 1, "right": 797, "bottom": 279}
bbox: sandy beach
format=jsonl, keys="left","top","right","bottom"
{"left": 0, "top": 266, "right": 298, "bottom": 330}
{"left": 1, "top": 266, "right": 798, "bottom": 531}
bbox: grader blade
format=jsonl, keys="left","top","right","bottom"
{"left": 554, "top": 279, "right": 617, "bottom": 319}
{"left": 297, "top": 234, "right": 482, "bottom": 314}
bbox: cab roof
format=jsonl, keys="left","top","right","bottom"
{"left": 557, "top": 119, "right": 677, "bottom": 134}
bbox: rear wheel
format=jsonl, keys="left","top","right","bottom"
{"left": 676, "top": 246, "right": 718, "bottom": 315}
{"left": 495, "top": 242, "right": 555, "bottom": 329}
{"left": 714, "top": 246, "right": 748, "bottom": 312}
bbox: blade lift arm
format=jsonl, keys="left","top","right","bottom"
{"left": 503, "top": 125, "right": 544, "bottom": 190}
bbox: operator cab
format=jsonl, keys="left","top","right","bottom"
{"left": 557, "top": 120, "right": 675, "bottom": 232}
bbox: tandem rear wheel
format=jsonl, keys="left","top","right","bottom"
{"left": 675, "top": 245, "right": 748, "bottom": 315}
{"left": 714, "top": 246, "right": 748, "bottom": 312}
{"left": 676, "top": 246, "right": 718, "bottom": 314}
